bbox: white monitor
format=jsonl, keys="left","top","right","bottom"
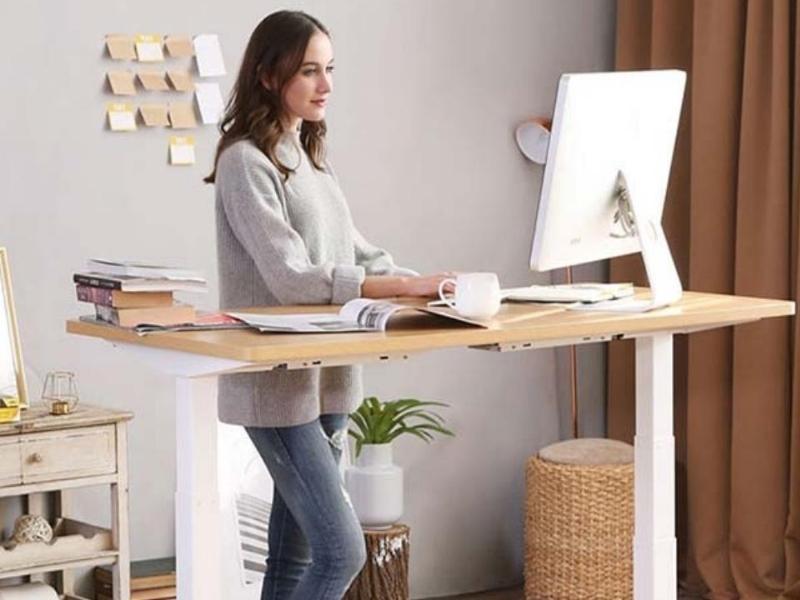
{"left": 529, "top": 70, "right": 686, "bottom": 311}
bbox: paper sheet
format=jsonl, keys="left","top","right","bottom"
{"left": 193, "top": 34, "right": 225, "bottom": 77}
{"left": 139, "top": 104, "right": 169, "bottom": 127}
{"left": 167, "top": 70, "right": 194, "bottom": 92}
{"left": 169, "top": 136, "right": 196, "bottom": 165}
{"left": 137, "top": 70, "right": 169, "bottom": 91}
{"left": 106, "top": 34, "right": 136, "bottom": 60}
{"left": 107, "top": 71, "right": 136, "bottom": 95}
{"left": 195, "top": 82, "right": 225, "bottom": 124}
{"left": 135, "top": 34, "right": 164, "bottom": 62}
{"left": 165, "top": 35, "right": 194, "bottom": 58}
{"left": 168, "top": 103, "right": 197, "bottom": 129}
{"left": 107, "top": 103, "right": 137, "bottom": 131}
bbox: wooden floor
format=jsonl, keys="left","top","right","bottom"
{"left": 425, "top": 587, "right": 522, "bottom": 600}
{"left": 427, "top": 586, "right": 699, "bottom": 599}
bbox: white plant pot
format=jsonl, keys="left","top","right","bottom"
{"left": 345, "top": 443, "right": 403, "bottom": 529}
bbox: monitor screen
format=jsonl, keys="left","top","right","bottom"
{"left": 529, "top": 70, "right": 686, "bottom": 272}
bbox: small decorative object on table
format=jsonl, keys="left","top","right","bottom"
{"left": 0, "top": 396, "right": 20, "bottom": 425}
{"left": 345, "top": 397, "right": 454, "bottom": 529}
{"left": 41, "top": 371, "right": 79, "bottom": 415}
{"left": 9, "top": 514, "right": 53, "bottom": 545}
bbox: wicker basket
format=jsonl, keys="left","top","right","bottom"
{"left": 524, "top": 438, "right": 634, "bottom": 600}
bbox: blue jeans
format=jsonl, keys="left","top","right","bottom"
{"left": 245, "top": 414, "right": 367, "bottom": 600}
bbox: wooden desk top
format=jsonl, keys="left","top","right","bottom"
{"left": 66, "top": 291, "right": 794, "bottom": 365}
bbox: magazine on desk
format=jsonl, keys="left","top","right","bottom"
{"left": 227, "top": 298, "right": 564, "bottom": 334}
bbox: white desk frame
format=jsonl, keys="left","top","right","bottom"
{"left": 106, "top": 324, "right": 710, "bottom": 600}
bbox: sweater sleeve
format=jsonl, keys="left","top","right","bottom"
{"left": 351, "top": 225, "right": 420, "bottom": 277}
{"left": 218, "top": 146, "right": 365, "bottom": 305}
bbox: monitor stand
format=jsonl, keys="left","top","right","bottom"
{"left": 572, "top": 171, "right": 683, "bottom": 313}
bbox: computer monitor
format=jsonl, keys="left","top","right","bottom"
{"left": 529, "top": 70, "right": 686, "bottom": 311}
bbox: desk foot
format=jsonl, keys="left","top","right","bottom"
{"left": 634, "top": 538, "right": 677, "bottom": 600}
{"left": 175, "top": 377, "right": 223, "bottom": 600}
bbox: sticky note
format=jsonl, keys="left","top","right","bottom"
{"left": 107, "top": 71, "right": 137, "bottom": 95}
{"left": 135, "top": 34, "right": 164, "bottom": 62}
{"left": 167, "top": 70, "right": 194, "bottom": 92}
{"left": 107, "top": 103, "right": 137, "bottom": 131}
{"left": 106, "top": 34, "right": 136, "bottom": 60}
{"left": 170, "top": 136, "right": 196, "bottom": 165}
{"left": 193, "top": 34, "right": 225, "bottom": 77}
{"left": 169, "top": 103, "right": 197, "bottom": 129}
{"left": 195, "top": 82, "right": 225, "bottom": 124}
{"left": 139, "top": 104, "right": 170, "bottom": 127}
{"left": 165, "top": 35, "right": 194, "bottom": 58}
{"left": 137, "top": 71, "right": 169, "bottom": 92}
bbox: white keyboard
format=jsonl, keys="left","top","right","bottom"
{"left": 501, "top": 283, "right": 635, "bottom": 304}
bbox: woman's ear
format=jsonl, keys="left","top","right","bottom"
{"left": 259, "top": 72, "right": 275, "bottom": 92}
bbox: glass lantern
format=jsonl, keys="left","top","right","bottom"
{"left": 41, "top": 371, "right": 80, "bottom": 415}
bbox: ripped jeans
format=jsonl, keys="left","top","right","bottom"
{"left": 245, "top": 414, "right": 367, "bottom": 600}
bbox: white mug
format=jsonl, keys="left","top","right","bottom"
{"left": 437, "top": 272, "right": 501, "bottom": 319}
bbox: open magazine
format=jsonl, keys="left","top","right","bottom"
{"left": 226, "top": 298, "right": 563, "bottom": 334}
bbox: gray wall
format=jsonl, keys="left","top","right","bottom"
{"left": 0, "top": 1, "right": 614, "bottom": 597}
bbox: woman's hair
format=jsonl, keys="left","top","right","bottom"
{"left": 204, "top": 10, "right": 330, "bottom": 184}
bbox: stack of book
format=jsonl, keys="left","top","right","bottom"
{"left": 74, "top": 259, "right": 208, "bottom": 328}
{"left": 95, "top": 556, "right": 176, "bottom": 600}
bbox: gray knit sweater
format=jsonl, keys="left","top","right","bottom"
{"left": 215, "top": 131, "right": 417, "bottom": 427}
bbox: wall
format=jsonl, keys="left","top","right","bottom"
{"left": 0, "top": 0, "right": 614, "bottom": 596}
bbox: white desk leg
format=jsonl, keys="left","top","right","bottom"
{"left": 176, "top": 377, "right": 222, "bottom": 600}
{"left": 634, "top": 334, "right": 677, "bottom": 600}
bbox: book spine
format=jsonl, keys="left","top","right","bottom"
{"left": 73, "top": 273, "right": 121, "bottom": 290}
{"left": 76, "top": 285, "right": 115, "bottom": 306}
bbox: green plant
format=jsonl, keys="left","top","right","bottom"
{"left": 348, "top": 396, "right": 455, "bottom": 458}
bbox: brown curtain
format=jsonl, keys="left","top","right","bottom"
{"left": 608, "top": 1, "right": 800, "bottom": 598}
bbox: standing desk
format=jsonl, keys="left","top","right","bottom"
{"left": 66, "top": 290, "right": 794, "bottom": 600}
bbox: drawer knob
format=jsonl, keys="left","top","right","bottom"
{"left": 28, "top": 453, "right": 43, "bottom": 464}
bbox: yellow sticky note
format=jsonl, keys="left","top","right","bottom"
{"left": 167, "top": 70, "right": 194, "bottom": 92}
{"left": 135, "top": 34, "right": 164, "bottom": 62}
{"left": 170, "top": 136, "right": 196, "bottom": 165}
{"left": 107, "top": 103, "right": 137, "bottom": 131}
{"left": 107, "top": 71, "right": 136, "bottom": 95}
{"left": 137, "top": 70, "right": 169, "bottom": 91}
{"left": 169, "top": 102, "right": 197, "bottom": 129}
{"left": 106, "top": 34, "right": 136, "bottom": 60}
{"left": 139, "top": 104, "right": 169, "bottom": 127}
{"left": 165, "top": 35, "right": 194, "bottom": 58}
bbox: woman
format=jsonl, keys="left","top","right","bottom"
{"left": 206, "top": 10, "right": 453, "bottom": 600}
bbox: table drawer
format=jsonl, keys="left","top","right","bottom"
{"left": 20, "top": 425, "right": 116, "bottom": 484}
{"left": 0, "top": 438, "right": 22, "bottom": 487}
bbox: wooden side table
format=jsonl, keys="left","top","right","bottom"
{"left": 345, "top": 524, "right": 410, "bottom": 600}
{"left": 0, "top": 404, "right": 133, "bottom": 600}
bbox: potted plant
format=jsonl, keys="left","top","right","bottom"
{"left": 345, "top": 396, "right": 454, "bottom": 529}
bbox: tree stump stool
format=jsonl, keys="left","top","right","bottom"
{"left": 344, "top": 523, "right": 410, "bottom": 600}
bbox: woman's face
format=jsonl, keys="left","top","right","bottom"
{"left": 281, "top": 32, "right": 334, "bottom": 129}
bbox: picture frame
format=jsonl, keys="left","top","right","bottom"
{"left": 0, "top": 247, "right": 28, "bottom": 409}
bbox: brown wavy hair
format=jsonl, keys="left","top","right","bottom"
{"left": 204, "top": 11, "right": 330, "bottom": 184}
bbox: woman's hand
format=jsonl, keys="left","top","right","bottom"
{"left": 361, "top": 272, "right": 458, "bottom": 299}
{"left": 403, "top": 273, "right": 457, "bottom": 298}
